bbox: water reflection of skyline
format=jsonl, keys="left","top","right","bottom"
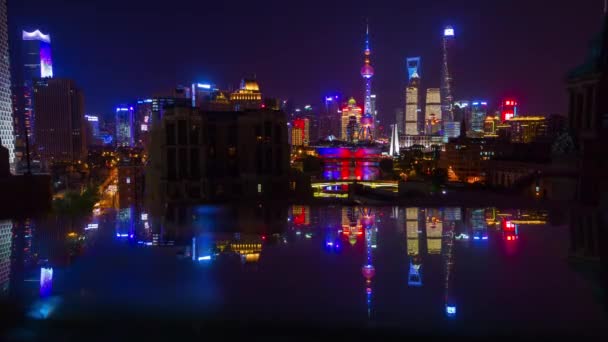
{"left": 3, "top": 205, "right": 604, "bottom": 331}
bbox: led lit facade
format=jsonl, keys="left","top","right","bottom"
{"left": 116, "top": 106, "right": 134, "bottom": 147}
{"left": 441, "top": 26, "right": 455, "bottom": 123}
{"left": 405, "top": 78, "right": 420, "bottom": 135}
{"left": 0, "top": 0, "right": 14, "bottom": 165}
{"left": 501, "top": 99, "right": 518, "bottom": 122}
{"left": 135, "top": 99, "right": 153, "bottom": 150}
{"left": 230, "top": 78, "right": 262, "bottom": 110}
{"left": 291, "top": 117, "right": 309, "bottom": 146}
{"left": 359, "top": 23, "right": 375, "bottom": 141}
{"left": 84, "top": 115, "right": 100, "bottom": 146}
{"left": 425, "top": 88, "right": 442, "bottom": 135}
{"left": 508, "top": 116, "right": 548, "bottom": 143}
{"left": 12, "top": 30, "right": 54, "bottom": 152}
{"left": 405, "top": 57, "right": 421, "bottom": 136}
{"left": 341, "top": 98, "right": 362, "bottom": 142}
{"left": 22, "top": 30, "right": 53, "bottom": 79}
{"left": 426, "top": 210, "right": 443, "bottom": 254}
{"left": 471, "top": 101, "right": 488, "bottom": 133}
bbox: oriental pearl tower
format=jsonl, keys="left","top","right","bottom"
{"left": 359, "top": 21, "right": 375, "bottom": 142}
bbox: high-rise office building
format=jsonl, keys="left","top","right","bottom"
{"left": 425, "top": 88, "right": 442, "bottom": 135}
{"left": 115, "top": 105, "right": 134, "bottom": 147}
{"left": 33, "top": 78, "right": 86, "bottom": 163}
{"left": 452, "top": 100, "right": 470, "bottom": 128}
{"left": 501, "top": 99, "right": 518, "bottom": 122}
{"left": 404, "top": 57, "right": 421, "bottom": 136}
{"left": 320, "top": 95, "right": 340, "bottom": 139}
{"left": 394, "top": 108, "right": 404, "bottom": 134}
{"left": 299, "top": 105, "right": 319, "bottom": 143}
{"left": 0, "top": 0, "right": 14, "bottom": 165}
{"left": 360, "top": 22, "right": 375, "bottom": 141}
{"left": 135, "top": 99, "right": 153, "bottom": 150}
{"left": 84, "top": 115, "right": 100, "bottom": 146}
{"left": 405, "top": 79, "right": 420, "bottom": 135}
{"left": 291, "top": 117, "right": 309, "bottom": 146}
{"left": 471, "top": 101, "right": 488, "bottom": 133}
{"left": 441, "top": 26, "right": 455, "bottom": 123}
{"left": 341, "top": 98, "right": 362, "bottom": 142}
{"left": 13, "top": 30, "right": 54, "bottom": 150}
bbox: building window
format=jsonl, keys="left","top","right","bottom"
{"left": 166, "top": 123, "right": 175, "bottom": 145}
{"left": 258, "top": 183, "right": 262, "bottom": 193}
{"left": 126, "top": 177, "right": 131, "bottom": 184}
{"left": 178, "top": 120, "right": 187, "bottom": 145}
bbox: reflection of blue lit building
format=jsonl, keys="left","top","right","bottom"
{"left": 470, "top": 209, "right": 488, "bottom": 241}
{"left": 115, "top": 207, "right": 135, "bottom": 239}
{"left": 115, "top": 106, "right": 134, "bottom": 147}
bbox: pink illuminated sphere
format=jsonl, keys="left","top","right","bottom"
{"left": 361, "top": 64, "right": 374, "bottom": 78}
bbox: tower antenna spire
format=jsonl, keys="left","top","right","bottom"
{"left": 365, "top": 18, "right": 370, "bottom": 51}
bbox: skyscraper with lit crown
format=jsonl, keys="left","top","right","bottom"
{"left": 0, "top": 0, "right": 14, "bottom": 165}
{"left": 359, "top": 22, "right": 375, "bottom": 141}
{"left": 441, "top": 26, "right": 455, "bottom": 123}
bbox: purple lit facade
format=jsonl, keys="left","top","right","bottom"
{"left": 22, "top": 30, "right": 53, "bottom": 78}
{"left": 39, "top": 267, "right": 53, "bottom": 297}
{"left": 360, "top": 23, "right": 375, "bottom": 141}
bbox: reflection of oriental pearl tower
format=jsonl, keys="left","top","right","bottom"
{"left": 360, "top": 208, "right": 376, "bottom": 319}
{"left": 359, "top": 21, "right": 375, "bottom": 142}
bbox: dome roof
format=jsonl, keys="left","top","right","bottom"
{"left": 240, "top": 79, "right": 260, "bottom": 92}
{"left": 361, "top": 64, "right": 375, "bottom": 78}
{"left": 348, "top": 97, "right": 357, "bottom": 106}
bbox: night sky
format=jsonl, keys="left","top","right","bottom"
{"left": 8, "top": 0, "right": 606, "bottom": 123}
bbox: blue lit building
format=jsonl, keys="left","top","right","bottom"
{"left": 471, "top": 101, "right": 488, "bottom": 133}
{"left": 115, "top": 106, "right": 134, "bottom": 147}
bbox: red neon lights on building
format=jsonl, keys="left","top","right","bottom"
{"left": 501, "top": 99, "right": 518, "bottom": 122}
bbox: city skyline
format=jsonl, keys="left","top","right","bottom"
{"left": 7, "top": 0, "right": 606, "bottom": 120}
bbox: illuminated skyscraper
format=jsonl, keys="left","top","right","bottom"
{"left": 441, "top": 26, "right": 455, "bottom": 122}
{"left": 359, "top": 22, "right": 375, "bottom": 141}
{"left": 291, "top": 117, "right": 309, "bottom": 146}
{"left": 0, "top": 0, "right": 14, "bottom": 165}
{"left": 341, "top": 97, "right": 362, "bottom": 142}
{"left": 500, "top": 99, "right": 518, "bottom": 122}
{"left": 115, "top": 105, "right": 134, "bottom": 147}
{"left": 321, "top": 95, "right": 340, "bottom": 139}
{"left": 425, "top": 88, "right": 442, "bottom": 135}
{"left": 471, "top": 101, "right": 488, "bottom": 133}
{"left": 13, "top": 30, "right": 54, "bottom": 152}
{"left": 135, "top": 99, "right": 153, "bottom": 150}
{"left": 405, "top": 78, "right": 420, "bottom": 135}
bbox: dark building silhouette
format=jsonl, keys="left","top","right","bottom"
{"left": 33, "top": 78, "right": 86, "bottom": 165}
{"left": 147, "top": 102, "right": 289, "bottom": 203}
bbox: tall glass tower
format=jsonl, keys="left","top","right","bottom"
{"left": 441, "top": 26, "right": 455, "bottom": 123}
{"left": 13, "top": 30, "right": 53, "bottom": 153}
{"left": 0, "top": 0, "right": 15, "bottom": 165}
